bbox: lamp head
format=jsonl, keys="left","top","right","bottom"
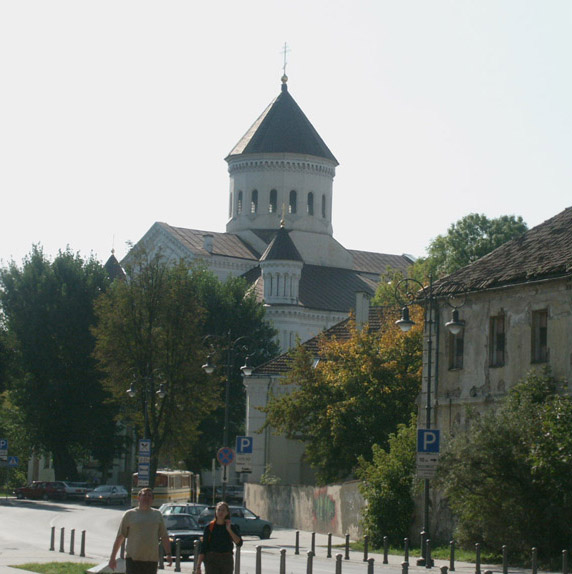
{"left": 202, "top": 354, "right": 215, "bottom": 375}
{"left": 240, "top": 355, "right": 253, "bottom": 377}
{"left": 446, "top": 308, "right": 465, "bottom": 335}
{"left": 395, "top": 306, "right": 415, "bottom": 332}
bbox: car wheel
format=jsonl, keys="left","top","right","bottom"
{"left": 43, "top": 494, "right": 49, "bottom": 501}
{"left": 260, "top": 525, "right": 271, "bottom": 539}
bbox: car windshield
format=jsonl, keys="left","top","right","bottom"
{"left": 165, "top": 515, "right": 198, "bottom": 530}
{"left": 93, "top": 486, "right": 112, "bottom": 492}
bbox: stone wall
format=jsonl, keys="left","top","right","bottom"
{"left": 245, "top": 481, "right": 364, "bottom": 539}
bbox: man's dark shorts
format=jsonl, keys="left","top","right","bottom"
{"left": 126, "top": 557, "right": 158, "bottom": 574}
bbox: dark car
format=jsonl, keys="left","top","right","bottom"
{"left": 14, "top": 481, "right": 47, "bottom": 500}
{"left": 43, "top": 481, "right": 67, "bottom": 500}
{"left": 197, "top": 505, "right": 272, "bottom": 539}
{"left": 164, "top": 513, "right": 203, "bottom": 560}
{"left": 159, "top": 503, "right": 207, "bottom": 518}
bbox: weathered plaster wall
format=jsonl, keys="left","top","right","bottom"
{"left": 245, "top": 481, "right": 364, "bottom": 539}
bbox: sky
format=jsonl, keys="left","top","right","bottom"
{"left": 1, "top": 1, "right": 570, "bottom": 267}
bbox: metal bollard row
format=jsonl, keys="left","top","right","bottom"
{"left": 49, "top": 526, "right": 85, "bottom": 557}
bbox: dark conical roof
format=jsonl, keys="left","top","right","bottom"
{"left": 226, "top": 81, "right": 338, "bottom": 164}
{"left": 260, "top": 225, "right": 303, "bottom": 263}
{"left": 104, "top": 252, "right": 126, "bottom": 281}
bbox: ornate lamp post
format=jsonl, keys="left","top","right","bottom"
{"left": 394, "top": 276, "right": 465, "bottom": 564}
{"left": 126, "top": 371, "right": 167, "bottom": 487}
{"left": 202, "top": 331, "right": 253, "bottom": 501}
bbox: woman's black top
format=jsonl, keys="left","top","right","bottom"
{"left": 199, "top": 522, "right": 242, "bottom": 554}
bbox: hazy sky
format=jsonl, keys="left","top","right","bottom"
{"left": 1, "top": 1, "right": 570, "bottom": 267}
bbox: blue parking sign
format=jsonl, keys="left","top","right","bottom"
{"left": 417, "top": 429, "right": 440, "bottom": 453}
{"left": 236, "top": 436, "right": 253, "bottom": 454}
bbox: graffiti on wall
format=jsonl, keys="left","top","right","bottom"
{"left": 313, "top": 488, "right": 337, "bottom": 530}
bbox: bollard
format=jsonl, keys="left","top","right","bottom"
{"left": 441, "top": 567, "right": 449, "bottom": 574}
{"left": 502, "top": 545, "right": 508, "bottom": 574}
{"left": 121, "top": 540, "right": 126, "bottom": 559}
{"left": 420, "top": 529, "right": 427, "bottom": 564}
{"left": 344, "top": 533, "right": 350, "bottom": 560}
{"left": 80, "top": 530, "right": 86, "bottom": 558}
{"left": 327, "top": 533, "right": 332, "bottom": 558}
{"left": 336, "top": 553, "right": 343, "bottom": 574}
{"left": 449, "top": 540, "right": 455, "bottom": 572}
{"left": 256, "top": 545, "right": 262, "bottom": 574}
{"left": 311, "top": 532, "right": 316, "bottom": 556}
{"left": 59, "top": 527, "right": 65, "bottom": 553}
{"left": 475, "top": 543, "right": 481, "bottom": 574}
{"left": 384, "top": 536, "right": 389, "bottom": 564}
{"left": 307, "top": 550, "right": 314, "bottom": 574}
{"left": 426, "top": 538, "right": 432, "bottom": 569}
{"left": 234, "top": 544, "right": 240, "bottom": 574}
{"left": 563, "top": 549, "right": 569, "bottom": 574}
{"left": 532, "top": 547, "right": 538, "bottom": 574}
{"left": 402, "top": 561, "right": 409, "bottom": 574}
{"left": 280, "top": 548, "right": 286, "bottom": 574}
{"left": 194, "top": 540, "right": 200, "bottom": 565}
{"left": 363, "top": 535, "right": 369, "bottom": 562}
{"left": 368, "top": 558, "right": 374, "bottom": 574}
{"left": 69, "top": 529, "right": 75, "bottom": 555}
{"left": 174, "top": 539, "right": 181, "bottom": 573}
{"left": 50, "top": 526, "right": 55, "bottom": 551}
{"left": 404, "top": 537, "right": 409, "bottom": 565}
{"left": 158, "top": 544, "right": 164, "bottom": 570}
{"left": 295, "top": 531, "right": 300, "bottom": 555}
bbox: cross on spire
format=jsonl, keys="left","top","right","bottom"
{"left": 281, "top": 42, "right": 290, "bottom": 77}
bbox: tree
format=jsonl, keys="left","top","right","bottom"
{"left": 93, "top": 249, "right": 218, "bottom": 484}
{"left": 0, "top": 246, "right": 117, "bottom": 479}
{"left": 437, "top": 369, "right": 572, "bottom": 561}
{"left": 422, "top": 213, "right": 527, "bottom": 276}
{"left": 262, "top": 307, "right": 423, "bottom": 484}
{"left": 357, "top": 415, "right": 418, "bottom": 546}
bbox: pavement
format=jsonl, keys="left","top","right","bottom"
{"left": 0, "top": 497, "right": 540, "bottom": 574}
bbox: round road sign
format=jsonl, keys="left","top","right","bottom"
{"left": 217, "top": 447, "right": 235, "bottom": 466}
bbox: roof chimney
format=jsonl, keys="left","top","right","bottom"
{"left": 355, "top": 291, "right": 371, "bottom": 330}
{"left": 203, "top": 234, "right": 214, "bottom": 253}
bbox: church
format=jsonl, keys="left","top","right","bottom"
{"left": 125, "top": 73, "right": 412, "bottom": 352}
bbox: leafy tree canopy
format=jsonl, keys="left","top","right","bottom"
{"left": 262, "top": 307, "right": 423, "bottom": 484}
{"left": 421, "top": 213, "right": 527, "bottom": 277}
{"left": 0, "top": 246, "right": 117, "bottom": 479}
{"left": 437, "top": 369, "right": 572, "bottom": 561}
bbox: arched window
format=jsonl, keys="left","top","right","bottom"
{"left": 321, "top": 194, "right": 326, "bottom": 218}
{"left": 237, "top": 191, "right": 243, "bottom": 214}
{"left": 251, "top": 190, "right": 258, "bottom": 214}
{"left": 269, "top": 189, "right": 277, "bottom": 213}
{"left": 307, "top": 192, "right": 314, "bottom": 216}
{"left": 289, "top": 190, "right": 297, "bottom": 214}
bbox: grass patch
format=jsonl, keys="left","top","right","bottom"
{"left": 12, "top": 563, "right": 97, "bottom": 574}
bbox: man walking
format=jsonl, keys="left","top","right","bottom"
{"left": 109, "top": 487, "right": 172, "bottom": 574}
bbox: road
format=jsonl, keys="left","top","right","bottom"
{"left": 0, "top": 498, "right": 517, "bottom": 574}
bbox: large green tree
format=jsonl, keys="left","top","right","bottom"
{"left": 437, "top": 369, "right": 572, "bottom": 561}
{"left": 0, "top": 246, "right": 117, "bottom": 479}
{"left": 422, "top": 213, "right": 527, "bottom": 276}
{"left": 263, "top": 307, "right": 422, "bottom": 484}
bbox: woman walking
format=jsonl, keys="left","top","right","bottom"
{"left": 195, "top": 501, "right": 242, "bottom": 574}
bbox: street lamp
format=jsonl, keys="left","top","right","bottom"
{"left": 394, "top": 276, "right": 465, "bottom": 564}
{"left": 202, "top": 332, "right": 254, "bottom": 501}
{"left": 126, "top": 371, "right": 167, "bottom": 485}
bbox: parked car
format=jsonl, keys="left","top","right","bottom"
{"left": 159, "top": 503, "right": 208, "bottom": 518}
{"left": 85, "top": 485, "right": 128, "bottom": 505}
{"left": 197, "top": 505, "right": 272, "bottom": 539}
{"left": 14, "top": 481, "right": 47, "bottom": 500}
{"left": 43, "top": 481, "right": 67, "bottom": 500}
{"left": 164, "top": 513, "right": 203, "bottom": 560}
{"left": 61, "top": 481, "right": 92, "bottom": 499}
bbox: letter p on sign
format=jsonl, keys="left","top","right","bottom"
{"left": 417, "top": 429, "right": 440, "bottom": 453}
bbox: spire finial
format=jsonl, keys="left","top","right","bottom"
{"left": 281, "top": 42, "right": 290, "bottom": 87}
{"left": 281, "top": 203, "right": 286, "bottom": 227}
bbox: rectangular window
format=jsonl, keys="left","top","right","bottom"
{"left": 489, "top": 314, "right": 505, "bottom": 367}
{"left": 448, "top": 331, "right": 464, "bottom": 370}
{"left": 531, "top": 309, "right": 549, "bottom": 363}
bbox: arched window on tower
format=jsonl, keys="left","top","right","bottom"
{"left": 321, "top": 194, "right": 326, "bottom": 218}
{"left": 269, "top": 189, "right": 277, "bottom": 213}
{"left": 307, "top": 192, "right": 314, "bottom": 216}
{"left": 289, "top": 190, "right": 297, "bottom": 214}
{"left": 237, "top": 191, "right": 243, "bottom": 214}
{"left": 251, "top": 190, "right": 258, "bottom": 214}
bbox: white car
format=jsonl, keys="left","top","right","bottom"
{"left": 85, "top": 485, "right": 128, "bottom": 505}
